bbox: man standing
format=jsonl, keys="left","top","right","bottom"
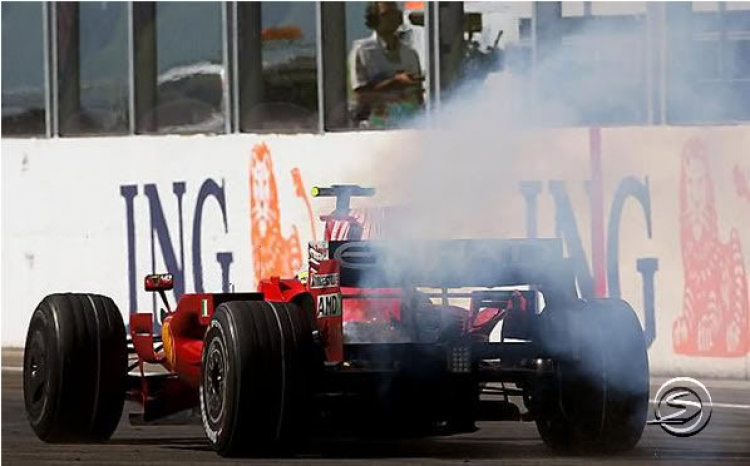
{"left": 349, "top": 2, "right": 424, "bottom": 127}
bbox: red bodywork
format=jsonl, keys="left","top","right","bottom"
{"left": 127, "top": 198, "right": 526, "bottom": 422}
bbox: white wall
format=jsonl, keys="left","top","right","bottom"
{"left": 3, "top": 127, "right": 750, "bottom": 378}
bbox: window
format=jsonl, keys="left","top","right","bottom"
{"left": 2, "top": 2, "right": 46, "bottom": 137}
{"left": 461, "top": 2, "right": 521, "bottom": 83}
{"left": 693, "top": 2, "right": 720, "bottom": 12}
{"left": 669, "top": 4, "right": 750, "bottom": 122}
{"left": 726, "top": 38, "right": 750, "bottom": 79}
{"left": 727, "top": 2, "right": 750, "bottom": 11}
{"left": 562, "top": 2, "right": 647, "bottom": 17}
{"left": 58, "top": 2, "right": 129, "bottom": 136}
{"left": 463, "top": 2, "right": 533, "bottom": 85}
{"left": 562, "top": 2, "right": 585, "bottom": 17}
{"left": 240, "top": 2, "right": 319, "bottom": 132}
{"left": 330, "top": 1, "right": 429, "bottom": 130}
{"left": 561, "top": 18, "right": 647, "bottom": 125}
{"left": 591, "top": 2, "right": 646, "bottom": 16}
{"left": 151, "top": 2, "right": 226, "bottom": 134}
{"left": 531, "top": 2, "right": 647, "bottom": 126}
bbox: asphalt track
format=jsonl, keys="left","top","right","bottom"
{"left": 3, "top": 349, "right": 750, "bottom": 465}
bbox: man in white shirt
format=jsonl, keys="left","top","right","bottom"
{"left": 349, "top": 2, "right": 424, "bottom": 127}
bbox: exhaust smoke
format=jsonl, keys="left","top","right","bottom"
{"left": 335, "top": 4, "right": 740, "bottom": 402}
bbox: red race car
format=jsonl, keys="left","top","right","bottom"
{"left": 23, "top": 185, "right": 649, "bottom": 456}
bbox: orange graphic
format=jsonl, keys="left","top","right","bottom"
{"left": 261, "top": 26, "right": 302, "bottom": 42}
{"left": 673, "top": 138, "right": 750, "bottom": 357}
{"left": 249, "top": 142, "right": 313, "bottom": 282}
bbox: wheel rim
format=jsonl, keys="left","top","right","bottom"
{"left": 25, "top": 329, "right": 49, "bottom": 421}
{"left": 205, "top": 338, "right": 227, "bottom": 424}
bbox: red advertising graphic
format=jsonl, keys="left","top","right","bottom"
{"left": 673, "top": 138, "right": 750, "bottom": 357}
{"left": 249, "top": 142, "right": 313, "bottom": 282}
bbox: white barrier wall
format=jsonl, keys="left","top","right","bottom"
{"left": 2, "top": 127, "right": 749, "bottom": 378}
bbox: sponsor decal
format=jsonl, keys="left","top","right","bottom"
{"left": 120, "top": 179, "right": 234, "bottom": 322}
{"left": 308, "top": 241, "right": 328, "bottom": 268}
{"left": 673, "top": 138, "right": 749, "bottom": 357}
{"left": 648, "top": 377, "right": 712, "bottom": 437}
{"left": 249, "top": 142, "right": 315, "bottom": 283}
{"left": 161, "top": 319, "right": 176, "bottom": 369}
{"left": 317, "top": 293, "right": 342, "bottom": 318}
{"left": 309, "top": 273, "right": 340, "bottom": 289}
{"left": 332, "top": 241, "right": 379, "bottom": 270}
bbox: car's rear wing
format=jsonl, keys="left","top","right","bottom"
{"left": 328, "top": 239, "right": 573, "bottom": 294}
{"left": 312, "top": 184, "right": 376, "bottom": 219}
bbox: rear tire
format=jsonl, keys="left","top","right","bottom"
{"left": 23, "top": 293, "right": 127, "bottom": 442}
{"left": 200, "top": 300, "right": 317, "bottom": 457}
{"left": 535, "top": 298, "right": 649, "bottom": 453}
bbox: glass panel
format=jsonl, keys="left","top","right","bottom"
{"left": 667, "top": 5, "right": 750, "bottom": 123}
{"left": 503, "top": 1, "right": 533, "bottom": 18}
{"left": 692, "top": 2, "right": 720, "bottom": 12}
{"left": 727, "top": 2, "right": 750, "bottom": 11}
{"left": 562, "top": 2, "right": 585, "bottom": 17}
{"left": 463, "top": 2, "right": 531, "bottom": 72}
{"left": 726, "top": 39, "right": 750, "bottom": 79}
{"left": 694, "top": 38, "right": 722, "bottom": 81}
{"left": 341, "top": 1, "right": 428, "bottom": 129}
{"left": 1, "top": 2, "right": 46, "bottom": 137}
{"left": 591, "top": 2, "right": 646, "bottom": 16}
{"left": 460, "top": 2, "right": 532, "bottom": 107}
{"left": 244, "top": 2, "right": 318, "bottom": 131}
{"left": 66, "top": 1, "right": 129, "bottom": 135}
{"left": 154, "top": 2, "right": 225, "bottom": 134}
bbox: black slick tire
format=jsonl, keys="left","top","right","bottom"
{"left": 200, "top": 300, "right": 316, "bottom": 457}
{"left": 536, "top": 298, "right": 649, "bottom": 454}
{"left": 23, "top": 293, "right": 127, "bottom": 442}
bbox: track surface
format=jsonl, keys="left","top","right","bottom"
{"left": 3, "top": 349, "right": 750, "bottom": 465}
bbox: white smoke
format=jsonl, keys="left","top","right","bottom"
{"left": 358, "top": 3, "right": 738, "bottom": 241}
{"left": 336, "top": 5, "right": 740, "bottom": 396}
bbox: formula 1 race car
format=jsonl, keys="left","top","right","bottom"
{"left": 23, "top": 185, "right": 649, "bottom": 457}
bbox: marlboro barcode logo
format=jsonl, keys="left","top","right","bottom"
{"left": 310, "top": 273, "right": 339, "bottom": 289}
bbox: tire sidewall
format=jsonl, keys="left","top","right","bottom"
{"left": 200, "top": 315, "right": 236, "bottom": 453}
{"left": 22, "top": 293, "right": 127, "bottom": 443}
{"left": 199, "top": 300, "right": 317, "bottom": 456}
{"left": 23, "top": 307, "right": 62, "bottom": 439}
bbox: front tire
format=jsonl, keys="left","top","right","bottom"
{"left": 535, "top": 298, "right": 649, "bottom": 453}
{"left": 23, "top": 293, "right": 127, "bottom": 442}
{"left": 200, "top": 300, "right": 316, "bottom": 457}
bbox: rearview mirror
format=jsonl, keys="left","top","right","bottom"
{"left": 145, "top": 273, "right": 174, "bottom": 292}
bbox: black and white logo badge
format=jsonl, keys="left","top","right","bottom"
{"left": 647, "top": 377, "right": 712, "bottom": 437}
{"left": 316, "top": 293, "right": 342, "bottom": 318}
